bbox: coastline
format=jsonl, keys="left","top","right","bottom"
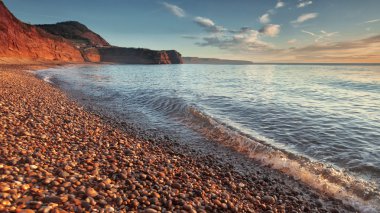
{"left": 0, "top": 64, "right": 357, "bottom": 212}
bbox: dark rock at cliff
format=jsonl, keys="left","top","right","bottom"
{"left": 183, "top": 57, "right": 253, "bottom": 65}
{"left": 88, "top": 47, "right": 183, "bottom": 64}
{"left": 0, "top": 1, "right": 84, "bottom": 63}
{"left": 37, "top": 21, "right": 110, "bottom": 48}
{"left": 166, "top": 50, "right": 184, "bottom": 64}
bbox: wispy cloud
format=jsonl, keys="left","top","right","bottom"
{"left": 259, "top": 24, "right": 281, "bottom": 37}
{"left": 196, "top": 27, "right": 270, "bottom": 51}
{"left": 302, "top": 30, "right": 338, "bottom": 42}
{"left": 287, "top": 34, "right": 380, "bottom": 62}
{"left": 297, "top": 1, "right": 313, "bottom": 8}
{"left": 301, "top": 30, "right": 316, "bottom": 37}
{"left": 364, "top": 19, "right": 380, "bottom": 24}
{"left": 193, "top": 16, "right": 225, "bottom": 33}
{"left": 275, "top": 1, "right": 285, "bottom": 9}
{"left": 181, "top": 35, "right": 199, "bottom": 39}
{"left": 248, "top": 34, "right": 380, "bottom": 63}
{"left": 258, "top": 1, "right": 285, "bottom": 24}
{"left": 259, "top": 13, "right": 270, "bottom": 24}
{"left": 161, "top": 2, "right": 186, "bottom": 17}
{"left": 292, "top": 13, "right": 318, "bottom": 24}
{"left": 288, "top": 39, "right": 297, "bottom": 44}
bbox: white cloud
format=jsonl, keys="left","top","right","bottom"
{"left": 301, "top": 30, "right": 316, "bottom": 37}
{"left": 365, "top": 19, "right": 380, "bottom": 24}
{"left": 162, "top": 2, "right": 185, "bottom": 18}
{"left": 259, "top": 13, "right": 270, "bottom": 24}
{"left": 288, "top": 39, "right": 297, "bottom": 44}
{"left": 275, "top": 1, "right": 285, "bottom": 9}
{"left": 302, "top": 30, "right": 338, "bottom": 42}
{"left": 194, "top": 17, "right": 215, "bottom": 28}
{"left": 196, "top": 27, "right": 271, "bottom": 51}
{"left": 194, "top": 17, "right": 225, "bottom": 33}
{"left": 259, "top": 24, "right": 281, "bottom": 37}
{"left": 297, "top": 1, "right": 313, "bottom": 8}
{"left": 292, "top": 13, "right": 318, "bottom": 24}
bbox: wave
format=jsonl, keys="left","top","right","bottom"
{"left": 162, "top": 101, "right": 380, "bottom": 212}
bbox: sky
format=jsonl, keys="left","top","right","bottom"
{"left": 3, "top": 0, "right": 380, "bottom": 63}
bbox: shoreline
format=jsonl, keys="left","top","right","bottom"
{"left": 0, "top": 64, "right": 357, "bottom": 212}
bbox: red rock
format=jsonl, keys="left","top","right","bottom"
{"left": 0, "top": 1, "right": 84, "bottom": 63}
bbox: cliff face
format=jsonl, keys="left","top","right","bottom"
{"left": 0, "top": 2, "right": 84, "bottom": 63}
{"left": 37, "top": 21, "right": 110, "bottom": 48}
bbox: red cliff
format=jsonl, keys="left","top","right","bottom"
{"left": 38, "top": 21, "right": 184, "bottom": 64}
{"left": 0, "top": 1, "right": 183, "bottom": 64}
{"left": 0, "top": 1, "right": 84, "bottom": 63}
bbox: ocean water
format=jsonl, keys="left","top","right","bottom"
{"left": 38, "top": 64, "right": 380, "bottom": 211}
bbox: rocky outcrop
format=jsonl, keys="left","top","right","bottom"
{"left": 37, "top": 21, "right": 110, "bottom": 48}
{"left": 0, "top": 1, "right": 84, "bottom": 63}
{"left": 83, "top": 48, "right": 101, "bottom": 62}
{"left": 89, "top": 47, "right": 183, "bottom": 64}
{"left": 167, "top": 50, "right": 184, "bottom": 64}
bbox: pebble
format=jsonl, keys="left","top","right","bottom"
{"left": 262, "top": 195, "right": 276, "bottom": 205}
{"left": 86, "top": 187, "right": 98, "bottom": 197}
{"left": 42, "top": 196, "right": 62, "bottom": 204}
{"left": 143, "top": 208, "right": 158, "bottom": 213}
{"left": 0, "top": 183, "right": 10, "bottom": 192}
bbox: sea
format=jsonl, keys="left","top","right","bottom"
{"left": 37, "top": 64, "right": 380, "bottom": 212}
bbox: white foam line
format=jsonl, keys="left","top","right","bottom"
{"left": 184, "top": 107, "right": 380, "bottom": 212}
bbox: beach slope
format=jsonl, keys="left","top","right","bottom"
{"left": 0, "top": 65, "right": 357, "bottom": 212}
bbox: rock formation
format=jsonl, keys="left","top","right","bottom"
{"left": 39, "top": 21, "right": 183, "bottom": 64}
{"left": 37, "top": 21, "right": 110, "bottom": 48}
{"left": 88, "top": 47, "right": 182, "bottom": 64}
{"left": 0, "top": 1, "right": 84, "bottom": 63}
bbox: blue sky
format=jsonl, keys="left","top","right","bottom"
{"left": 4, "top": 0, "right": 380, "bottom": 62}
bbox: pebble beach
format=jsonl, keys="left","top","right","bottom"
{"left": 0, "top": 64, "right": 357, "bottom": 213}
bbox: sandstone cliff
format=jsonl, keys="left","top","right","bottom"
{"left": 0, "top": 1, "right": 84, "bottom": 63}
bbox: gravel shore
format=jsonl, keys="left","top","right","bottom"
{"left": 0, "top": 64, "right": 356, "bottom": 213}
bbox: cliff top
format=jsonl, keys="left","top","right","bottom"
{"left": 37, "top": 21, "right": 110, "bottom": 48}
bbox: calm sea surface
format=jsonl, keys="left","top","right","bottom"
{"left": 38, "top": 64, "right": 380, "bottom": 210}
